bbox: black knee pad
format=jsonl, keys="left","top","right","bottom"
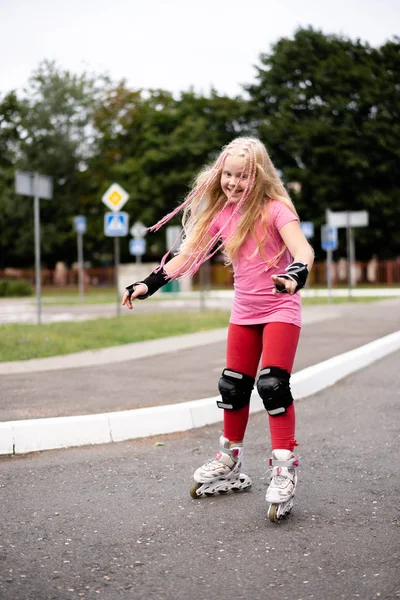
{"left": 217, "top": 369, "right": 255, "bottom": 411}
{"left": 257, "top": 366, "right": 293, "bottom": 416}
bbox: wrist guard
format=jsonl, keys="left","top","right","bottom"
{"left": 126, "top": 268, "right": 170, "bottom": 299}
{"left": 274, "top": 261, "right": 309, "bottom": 294}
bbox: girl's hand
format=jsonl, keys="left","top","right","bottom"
{"left": 121, "top": 284, "right": 148, "bottom": 309}
{"left": 271, "top": 275, "right": 297, "bottom": 295}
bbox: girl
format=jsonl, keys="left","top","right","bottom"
{"left": 122, "top": 137, "right": 314, "bottom": 522}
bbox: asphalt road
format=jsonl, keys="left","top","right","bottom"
{"left": 1, "top": 299, "right": 399, "bottom": 420}
{"left": 1, "top": 350, "right": 399, "bottom": 600}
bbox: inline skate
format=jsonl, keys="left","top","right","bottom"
{"left": 190, "top": 436, "right": 252, "bottom": 498}
{"left": 266, "top": 449, "right": 298, "bottom": 522}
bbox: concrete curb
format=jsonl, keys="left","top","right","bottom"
{"left": 1, "top": 330, "right": 399, "bottom": 457}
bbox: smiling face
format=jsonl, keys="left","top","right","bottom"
{"left": 220, "top": 154, "right": 249, "bottom": 202}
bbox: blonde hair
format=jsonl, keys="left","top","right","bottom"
{"left": 150, "top": 137, "right": 298, "bottom": 277}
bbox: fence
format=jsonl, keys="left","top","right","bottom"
{"left": 193, "top": 260, "right": 400, "bottom": 288}
{"left": 0, "top": 267, "right": 115, "bottom": 288}
{"left": 308, "top": 259, "right": 400, "bottom": 286}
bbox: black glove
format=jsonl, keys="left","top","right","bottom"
{"left": 126, "top": 268, "right": 170, "bottom": 299}
{"left": 274, "top": 262, "right": 309, "bottom": 294}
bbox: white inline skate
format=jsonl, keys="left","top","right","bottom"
{"left": 266, "top": 449, "right": 298, "bottom": 522}
{"left": 190, "top": 436, "right": 252, "bottom": 498}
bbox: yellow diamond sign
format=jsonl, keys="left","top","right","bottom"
{"left": 102, "top": 183, "right": 129, "bottom": 212}
{"left": 109, "top": 190, "right": 122, "bottom": 205}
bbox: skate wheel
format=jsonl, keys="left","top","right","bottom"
{"left": 189, "top": 482, "right": 202, "bottom": 499}
{"left": 268, "top": 503, "right": 279, "bottom": 523}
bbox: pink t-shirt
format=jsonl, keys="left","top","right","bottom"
{"left": 209, "top": 200, "right": 301, "bottom": 327}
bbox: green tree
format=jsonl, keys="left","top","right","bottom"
{"left": 247, "top": 28, "right": 400, "bottom": 259}
{"left": 86, "top": 85, "right": 250, "bottom": 262}
{"left": 7, "top": 61, "right": 108, "bottom": 268}
{"left": 0, "top": 92, "right": 26, "bottom": 269}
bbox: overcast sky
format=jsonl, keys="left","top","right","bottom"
{"left": 1, "top": 0, "right": 399, "bottom": 98}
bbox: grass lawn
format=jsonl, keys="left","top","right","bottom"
{"left": 40, "top": 287, "right": 117, "bottom": 305}
{"left": 0, "top": 310, "right": 231, "bottom": 362}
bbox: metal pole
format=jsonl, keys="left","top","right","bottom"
{"left": 199, "top": 264, "right": 205, "bottom": 311}
{"left": 346, "top": 211, "right": 352, "bottom": 300}
{"left": 33, "top": 173, "right": 42, "bottom": 325}
{"left": 199, "top": 262, "right": 211, "bottom": 311}
{"left": 326, "top": 248, "right": 333, "bottom": 304}
{"left": 77, "top": 232, "right": 84, "bottom": 303}
{"left": 114, "top": 236, "right": 120, "bottom": 317}
{"left": 325, "top": 209, "right": 333, "bottom": 303}
{"left": 349, "top": 226, "right": 356, "bottom": 288}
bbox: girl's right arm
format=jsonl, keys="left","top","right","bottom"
{"left": 122, "top": 242, "right": 211, "bottom": 310}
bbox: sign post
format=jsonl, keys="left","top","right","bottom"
{"left": 15, "top": 171, "right": 53, "bottom": 325}
{"left": 129, "top": 238, "right": 146, "bottom": 262}
{"left": 129, "top": 221, "right": 147, "bottom": 265}
{"left": 300, "top": 221, "right": 314, "bottom": 240}
{"left": 73, "top": 216, "right": 87, "bottom": 303}
{"left": 321, "top": 218, "right": 338, "bottom": 303}
{"left": 166, "top": 226, "right": 182, "bottom": 253}
{"left": 327, "top": 210, "right": 369, "bottom": 299}
{"left": 300, "top": 222, "right": 314, "bottom": 292}
{"left": 164, "top": 226, "right": 182, "bottom": 296}
{"left": 102, "top": 184, "right": 130, "bottom": 317}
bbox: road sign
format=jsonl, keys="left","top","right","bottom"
{"left": 327, "top": 210, "right": 369, "bottom": 228}
{"left": 102, "top": 183, "right": 129, "bottom": 212}
{"left": 73, "top": 216, "right": 87, "bottom": 234}
{"left": 166, "top": 226, "right": 182, "bottom": 251}
{"left": 104, "top": 212, "right": 129, "bottom": 236}
{"left": 129, "top": 238, "right": 146, "bottom": 256}
{"left": 321, "top": 225, "right": 338, "bottom": 251}
{"left": 130, "top": 221, "right": 147, "bottom": 238}
{"left": 15, "top": 171, "right": 53, "bottom": 200}
{"left": 14, "top": 170, "right": 53, "bottom": 325}
{"left": 300, "top": 221, "right": 314, "bottom": 239}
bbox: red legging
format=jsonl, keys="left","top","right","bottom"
{"left": 223, "top": 322, "right": 300, "bottom": 451}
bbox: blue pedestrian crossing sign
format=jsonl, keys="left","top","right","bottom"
{"left": 300, "top": 221, "right": 314, "bottom": 239}
{"left": 321, "top": 224, "right": 338, "bottom": 251}
{"left": 73, "top": 215, "right": 87, "bottom": 234}
{"left": 129, "top": 238, "right": 146, "bottom": 256}
{"left": 104, "top": 212, "right": 129, "bottom": 237}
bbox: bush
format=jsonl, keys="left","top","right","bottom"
{"left": 0, "top": 280, "right": 33, "bottom": 297}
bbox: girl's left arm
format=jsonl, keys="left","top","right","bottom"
{"left": 271, "top": 220, "right": 315, "bottom": 295}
